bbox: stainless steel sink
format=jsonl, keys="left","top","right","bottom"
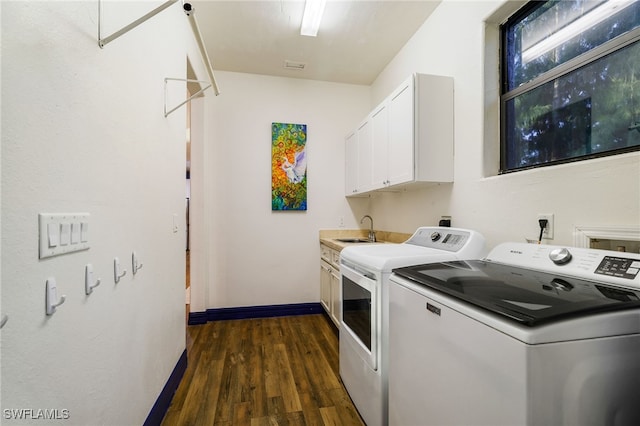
{"left": 335, "top": 238, "right": 373, "bottom": 243}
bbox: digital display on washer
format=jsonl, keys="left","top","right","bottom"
{"left": 392, "top": 260, "right": 640, "bottom": 327}
{"left": 442, "top": 234, "right": 462, "bottom": 245}
{"left": 595, "top": 256, "right": 640, "bottom": 280}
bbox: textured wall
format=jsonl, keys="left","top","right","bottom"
{"left": 1, "top": 1, "right": 199, "bottom": 423}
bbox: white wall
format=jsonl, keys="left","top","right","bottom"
{"left": 192, "top": 0, "right": 638, "bottom": 312}
{"left": 198, "top": 71, "right": 370, "bottom": 309}
{"left": 1, "top": 1, "right": 204, "bottom": 423}
{"left": 368, "top": 0, "right": 640, "bottom": 248}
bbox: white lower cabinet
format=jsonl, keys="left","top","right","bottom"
{"left": 330, "top": 268, "right": 341, "bottom": 326}
{"left": 320, "top": 244, "right": 341, "bottom": 328}
{"left": 320, "top": 259, "right": 332, "bottom": 313}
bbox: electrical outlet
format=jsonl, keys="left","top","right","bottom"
{"left": 537, "top": 213, "right": 554, "bottom": 239}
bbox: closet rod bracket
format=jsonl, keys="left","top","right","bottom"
{"left": 98, "top": 0, "right": 179, "bottom": 48}
{"left": 164, "top": 78, "right": 212, "bottom": 117}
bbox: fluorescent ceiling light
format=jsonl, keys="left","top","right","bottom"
{"left": 522, "top": 0, "right": 635, "bottom": 63}
{"left": 300, "top": 0, "right": 327, "bottom": 37}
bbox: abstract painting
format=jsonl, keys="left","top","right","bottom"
{"left": 272, "top": 122, "right": 307, "bottom": 210}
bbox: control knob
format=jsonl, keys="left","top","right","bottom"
{"left": 430, "top": 232, "right": 441, "bottom": 242}
{"left": 549, "top": 248, "right": 572, "bottom": 265}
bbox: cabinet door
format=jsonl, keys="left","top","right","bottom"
{"left": 356, "top": 119, "right": 374, "bottom": 192}
{"left": 344, "top": 131, "right": 358, "bottom": 196}
{"left": 320, "top": 260, "right": 331, "bottom": 314}
{"left": 387, "top": 77, "right": 415, "bottom": 186}
{"left": 330, "top": 269, "right": 341, "bottom": 327}
{"left": 371, "top": 103, "right": 389, "bottom": 188}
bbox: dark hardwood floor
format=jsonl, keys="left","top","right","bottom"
{"left": 161, "top": 314, "right": 365, "bottom": 426}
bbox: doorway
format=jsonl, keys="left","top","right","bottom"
{"left": 185, "top": 89, "right": 191, "bottom": 324}
{"left": 184, "top": 58, "right": 200, "bottom": 326}
{"left": 184, "top": 56, "right": 208, "bottom": 329}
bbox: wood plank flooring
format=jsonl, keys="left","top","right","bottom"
{"left": 161, "top": 314, "right": 365, "bottom": 426}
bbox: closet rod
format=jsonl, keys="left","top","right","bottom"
{"left": 98, "top": 0, "right": 179, "bottom": 48}
{"left": 183, "top": 2, "right": 220, "bottom": 96}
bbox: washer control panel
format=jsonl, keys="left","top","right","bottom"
{"left": 405, "top": 227, "right": 486, "bottom": 259}
{"left": 487, "top": 242, "right": 640, "bottom": 289}
{"left": 407, "top": 227, "right": 470, "bottom": 251}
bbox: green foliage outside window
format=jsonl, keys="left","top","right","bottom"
{"left": 501, "top": 0, "right": 640, "bottom": 172}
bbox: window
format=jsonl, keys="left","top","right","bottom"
{"left": 500, "top": 0, "right": 640, "bottom": 173}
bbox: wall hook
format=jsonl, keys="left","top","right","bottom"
{"left": 132, "top": 251, "right": 144, "bottom": 275}
{"left": 114, "top": 257, "right": 127, "bottom": 283}
{"left": 1, "top": 314, "right": 8, "bottom": 329}
{"left": 46, "top": 277, "right": 66, "bottom": 315}
{"left": 85, "top": 264, "right": 102, "bottom": 295}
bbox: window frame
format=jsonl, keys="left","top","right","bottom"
{"left": 499, "top": 1, "right": 640, "bottom": 174}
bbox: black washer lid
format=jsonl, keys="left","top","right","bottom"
{"left": 392, "top": 260, "right": 640, "bottom": 327}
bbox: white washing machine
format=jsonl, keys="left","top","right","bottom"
{"left": 339, "top": 227, "right": 486, "bottom": 426}
{"left": 389, "top": 242, "right": 640, "bottom": 426}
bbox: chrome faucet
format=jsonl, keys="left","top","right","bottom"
{"left": 361, "top": 215, "right": 376, "bottom": 242}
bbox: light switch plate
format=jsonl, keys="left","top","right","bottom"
{"left": 39, "top": 213, "right": 90, "bottom": 259}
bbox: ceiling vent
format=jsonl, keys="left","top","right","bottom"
{"left": 284, "top": 60, "right": 306, "bottom": 70}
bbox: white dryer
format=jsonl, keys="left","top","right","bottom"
{"left": 339, "top": 227, "right": 486, "bottom": 426}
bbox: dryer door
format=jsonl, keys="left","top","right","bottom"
{"left": 341, "top": 262, "right": 378, "bottom": 370}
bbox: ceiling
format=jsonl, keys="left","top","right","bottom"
{"left": 188, "top": 0, "right": 441, "bottom": 86}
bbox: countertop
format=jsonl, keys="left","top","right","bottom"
{"left": 319, "top": 229, "right": 412, "bottom": 251}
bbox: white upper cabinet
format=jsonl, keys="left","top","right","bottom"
{"left": 344, "top": 115, "right": 375, "bottom": 196}
{"left": 345, "top": 131, "right": 358, "bottom": 196}
{"left": 387, "top": 78, "right": 415, "bottom": 186}
{"left": 345, "top": 73, "right": 453, "bottom": 197}
{"left": 371, "top": 102, "right": 389, "bottom": 188}
{"left": 356, "top": 119, "right": 374, "bottom": 193}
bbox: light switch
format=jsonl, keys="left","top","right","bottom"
{"left": 60, "top": 223, "right": 71, "bottom": 246}
{"left": 47, "top": 223, "right": 59, "bottom": 248}
{"left": 71, "top": 222, "right": 80, "bottom": 244}
{"left": 81, "top": 222, "right": 89, "bottom": 243}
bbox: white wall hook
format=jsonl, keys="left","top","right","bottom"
{"left": 114, "top": 257, "right": 127, "bottom": 283}
{"left": 46, "top": 277, "right": 66, "bottom": 315}
{"left": 132, "top": 251, "right": 144, "bottom": 275}
{"left": 0, "top": 314, "right": 8, "bottom": 329}
{"left": 85, "top": 264, "right": 102, "bottom": 294}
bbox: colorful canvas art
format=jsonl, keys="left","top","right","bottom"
{"left": 272, "top": 122, "right": 307, "bottom": 210}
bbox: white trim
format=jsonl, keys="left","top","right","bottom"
{"left": 573, "top": 225, "right": 640, "bottom": 248}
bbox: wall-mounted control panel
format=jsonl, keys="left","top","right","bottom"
{"left": 39, "top": 213, "right": 90, "bottom": 259}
